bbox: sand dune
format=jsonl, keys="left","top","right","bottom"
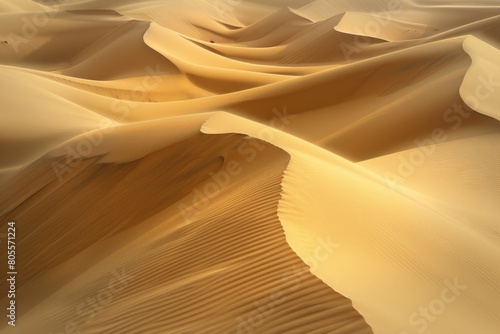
{"left": 202, "top": 112, "right": 500, "bottom": 333}
{"left": 1, "top": 0, "right": 500, "bottom": 333}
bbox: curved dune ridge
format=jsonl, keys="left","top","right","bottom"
{"left": 1, "top": 0, "right": 500, "bottom": 333}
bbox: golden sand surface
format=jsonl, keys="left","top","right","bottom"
{"left": 1, "top": 1, "right": 500, "bottom": 333}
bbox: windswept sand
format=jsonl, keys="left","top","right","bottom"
{"left": 1, "top": 0, "right": 500, "bottom": 333}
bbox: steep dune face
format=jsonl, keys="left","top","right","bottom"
{"left": 1, "top": 0, "right": 500, "bottom": 333}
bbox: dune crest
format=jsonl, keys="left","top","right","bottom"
{"left": 1, "top": 0, "right": 500, "bottom": 333}
{"left": 460, "top": 36, "right": 500, "bottom": 121}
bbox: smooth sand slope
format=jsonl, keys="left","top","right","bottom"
{"left": 1, "top": 0, "right": 500, "bottom": 333}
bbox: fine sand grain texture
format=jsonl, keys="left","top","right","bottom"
{"left": 1, "top": 0, "right": 500, "bottom": 333}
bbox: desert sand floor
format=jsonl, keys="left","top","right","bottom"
{"left": 0, "top": 0, "right": 500, "bottom": 333}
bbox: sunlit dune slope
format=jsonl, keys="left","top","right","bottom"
{"left": 1, "top": 0, "right": 500, "bottom": 333}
